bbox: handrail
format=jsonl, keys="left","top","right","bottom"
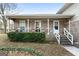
{"left": 64, "top": 28, "right": 73, "bottom": 45}
{"left": 54, "top": 33, "right": 60, "bottom": 44}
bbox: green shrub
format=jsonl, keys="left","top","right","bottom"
{"left": 7, "top": 32, "right": 45, "bottom": 42}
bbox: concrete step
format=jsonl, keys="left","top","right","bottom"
{"left": 60, "top": 35, "right": 72, "bottom": 45}
{"left": 61, "top": 36, "right": 67, "bottom": 39}
{"left": 60, "top": 41, "right": 71, "bottom": 45}
{"left": 60, "top": 39, "right": 70, "bottom": 41}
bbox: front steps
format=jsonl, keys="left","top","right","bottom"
{"left": 60, "top": 35, "right": 72, "bottom": 45}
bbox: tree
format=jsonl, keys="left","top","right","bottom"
{"left": 0, "top": 20, "right": 3, "bottom": 29}
{"left": 0, "top": 3, "right": 17, "bottom": 33}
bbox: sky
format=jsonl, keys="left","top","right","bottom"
{"left": 12, "top": 3, "right": 64, "bottom": 14}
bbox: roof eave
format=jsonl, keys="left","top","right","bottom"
{"left": 6, "top": 14, "right": 74, "bottom": 19}
{"left": 57, "top": 3, "right": 73, "bottom": 14}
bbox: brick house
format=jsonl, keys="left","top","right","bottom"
{"left": 7, "top": 3, "right": 79, "bottom": 46}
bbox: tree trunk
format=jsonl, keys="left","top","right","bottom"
{"left": 4, "top": 21, "right": 7, "bottom": 33}
{"left": 3, "top": 16, "right": 7, "bottom": 33}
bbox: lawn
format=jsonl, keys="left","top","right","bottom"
{"left": 0, "top": 34, "right": 74, "bottom": 56}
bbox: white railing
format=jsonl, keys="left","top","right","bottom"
{"left": 64, "top": 28, "right": 73, "bottom": 45}
{"left": 54, "top": 33, "right": 60, "bottom": 44}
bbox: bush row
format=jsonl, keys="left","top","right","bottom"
{"left": 7, "top": 32, "right": 45, "bottom": 42}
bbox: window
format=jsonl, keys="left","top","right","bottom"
{"left": 19, "top": 20, "right": 26, "bottom": 32}
{"left": 35, "top": 20, "right": 41, "bottom": 32}
{"left": 53, "top": 20, "right": 59, "bottom": 34}
{"left": 54, "top": 22, "right": 58, "bottom": 30}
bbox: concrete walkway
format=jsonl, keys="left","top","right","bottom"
{"left": 62, "top": 45, "right": 79, "bottom": 56}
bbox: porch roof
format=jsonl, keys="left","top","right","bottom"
{"left": 6, "top": 14, "right": 74, "bottom": 19}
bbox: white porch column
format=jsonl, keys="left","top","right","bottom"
{"left": 69, "top": 19, "right": 70, "bottom": 32}
{"left": 27, "top": 19, "right": 29, "bottom": 32}
{"left": 8, "top": 19, "right": 10, "bottom": 32}
{"left": 47, "top": 18, "right": 49, "bottom": 35}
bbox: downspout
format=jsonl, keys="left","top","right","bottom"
{"left": 69, "top": 19, "right": 70, "bottom": 32}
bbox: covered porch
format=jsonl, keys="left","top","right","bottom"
{"left": 6, "top": 14, "right": 74, "bottom": 45}
{"left": 7, "top": 14, "right": 73, "bottom": 34}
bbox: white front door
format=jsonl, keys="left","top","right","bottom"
{"left": 53, "top": 20, "right": 59, "bottom": 34}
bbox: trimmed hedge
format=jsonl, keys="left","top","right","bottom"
{"left": 7, "top": 32, "right": 45, "bottom": 42}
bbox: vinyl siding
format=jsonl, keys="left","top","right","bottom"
{"left": 61, "top": 3, "right": 79, "bottom": 44}
{"left": 62, "top": 3, "right": 79, "bottom": 21}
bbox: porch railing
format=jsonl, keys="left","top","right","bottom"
{"left": 64, "top": 28, "right": 73, "bottom": 45}
{"left": 54, "top": 33, "right": 60, "bottom": 44}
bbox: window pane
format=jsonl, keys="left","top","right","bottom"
{"left": 55, "top": 22, "right": 58, "bottom": 26}
{"left": 35, "top": 20, "right": 40, "bottom": 32}
{"left": 19, "top": 20, "right": 26, "bottom": 32}
{"left": 54, "top": 22, "right": 58, "bottom": 30}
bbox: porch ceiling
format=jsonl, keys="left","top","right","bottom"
{"left": 6, "top": 14, "right": 74, "bottom": 20}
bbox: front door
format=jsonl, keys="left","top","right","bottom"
{"left": 53, "top": 20, "right": 59, "bottom": 34}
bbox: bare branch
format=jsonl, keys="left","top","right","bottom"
{"left": 0, "top": 3, "right": 17, "bottom": 33}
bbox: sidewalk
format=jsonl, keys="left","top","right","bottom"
{"left": 62, "top": 45, "right": 79, "bottom": 56}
